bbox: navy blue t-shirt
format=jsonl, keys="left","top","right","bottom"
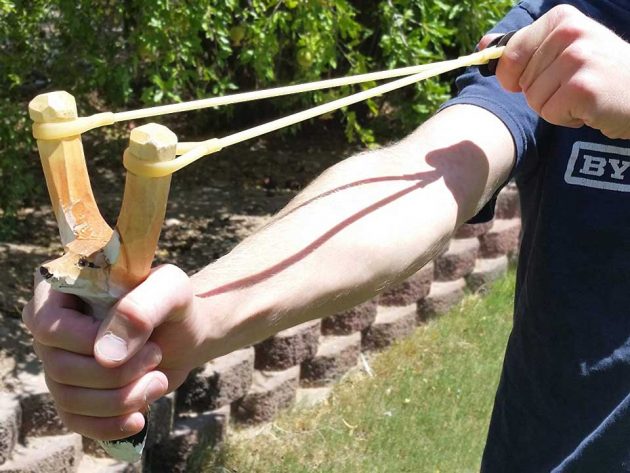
{"left": 441, "top": 1, "right": 630, "bottom": 471}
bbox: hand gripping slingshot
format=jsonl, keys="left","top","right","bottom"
{"left": 29, "top": 43, "right": 507, "bottom": 462}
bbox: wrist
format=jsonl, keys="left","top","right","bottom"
{"left": 190, "top": 271, "right": 276, "bottom": 361}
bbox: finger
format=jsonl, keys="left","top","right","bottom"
{"left": 160, "top": 367, "right": 192, "bottom": 394}
{"left": 496, "top": 5, "right": 585, "bottom": 92}
{"left": 94, "top": 264, "right": 193, "bottom": 367}
{"left": 518, "top": 20, "right": 585, "bottom": 92}
{"left": 22, "top": 272, "right": 81, "bottom": 333}
{"left": 57, "top": 410, "right": 146, "bottom": 442}
{"left": 521, "top": 60, "right": 562, "bottom": 115}
{"left": 523, "top": 48, "right": 585, "bottom": 118}
{"left": 478, "top": 33, "right": 501, "bottom": 50}
{"left": 540, "top": 84, "right": 586, "bottom": 128}
{"left": 36, "top": 341, "right": 162, "bottom": 389}
{"left": 24, "top": 305, "right": 100, "bottom": 355}
{"left": 45, "top": 371, "right": 168, "bottom": 418}
{"left": 23, "top": 271, "right": 99, "bottom": 354}
{"left": 33, "top": 269, "right": 84, "bottom": 312}
{"left": 494, "top": 25, "right": 534, "bottom": 92}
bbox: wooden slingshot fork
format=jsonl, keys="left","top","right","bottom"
{"left": 30, "top": 92, "right": 176, "bottom": 462}
{"left": 28, "top": 45, "right": 506, "bottom": 463}
{"left": 31, "top": 92, "right": 175, "bottom": 318}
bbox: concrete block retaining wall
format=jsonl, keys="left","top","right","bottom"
{"left": 0, "top": 184, "right": 520, "bottom": 472}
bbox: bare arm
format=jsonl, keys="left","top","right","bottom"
{"left": 22, "top": 104, "right": 515, "bottom": 440}
{"left": 190, "top": 104, "right": 515, "bottom": 357}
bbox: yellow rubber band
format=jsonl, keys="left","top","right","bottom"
{"left": 123, "top": 47, "right": 504, "bottom": 178}
{"left": 124, "top": 139, "right": 223, "bottom": 178}
{"left": 31, "top": 47, "right": 504, "bottom": 143}
{"left": 32, "top": 112, "right": 116, "bottom": 140}
{"left": 34, "top": 47, "right": 504, "bottom": 178}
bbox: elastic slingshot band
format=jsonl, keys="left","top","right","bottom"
{"left": 33, "top": 46, "right": 505, "bottom": 178}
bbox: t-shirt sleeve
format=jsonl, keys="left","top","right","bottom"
{"left": 438, "top": 1, "right": 541, "bottom": 223}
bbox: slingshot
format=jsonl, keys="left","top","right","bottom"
{"left": 29, "top": 45, "right": 504, "bottom": 463}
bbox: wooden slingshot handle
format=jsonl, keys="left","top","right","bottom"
{"left": 29, "top": 91, "right": 176, "bottom": 462}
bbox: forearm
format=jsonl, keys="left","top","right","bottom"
{"left": 191, "top": 105, "right": 515, "bottom": 356}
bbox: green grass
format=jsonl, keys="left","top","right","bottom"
{"left": 202, "top": 270, "right": 516, "bottom": 473}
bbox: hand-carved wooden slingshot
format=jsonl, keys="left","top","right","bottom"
{"left": 29, "top": 46, "right": 504, "bottom": 462}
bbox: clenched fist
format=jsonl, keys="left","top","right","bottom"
{"left": 482, "top": 4, "right": 630, "bottom": 139}
{"left": 22, "top": 265, "right": 224, "bottom": 441}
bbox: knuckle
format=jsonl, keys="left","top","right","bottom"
{"left": 155, "top": 263, "right": 186, "bottom": 279}
{"left": 42, "top": 357, "right": 66, "bottom": 384}
{"left": 29, "top": 312, "right": 55, "bottom": 346}
{"left": 116, "top": 298, "right": 154, "bottom": 334}
{"left": 501, "top": 49, "right": 528, "bottom": 73}
{"left": 555, "top": 22, "right": 586, "bottom": 44}
{"left": 539, "top": 104, "right": 558, "bottom": 125}
{"left": 526, "top": 95, "right": 544, "bottom": 115}
{"left": 561, "top": 43, "right": 591, "bottom": 67}
{"left": 567, "top": 73, "right": 598, "bottom": 105}
{"left": 156, "top": 264, "right": 192, "bottom": 296}
{"left": 496, "top": 52, "right": 528, "bottom": 92}
{"left": 550, "top": 4, "right": 582, "bottom": 23}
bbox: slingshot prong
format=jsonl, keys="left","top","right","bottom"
{"left": 109, "top": 123, "right": 177, "bottom": 290}
{"left": 29, "top": 91, "right": 78, "bottom": 123}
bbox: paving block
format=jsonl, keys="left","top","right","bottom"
{"left": 322, "top": 300, "right": 377, "bottom": 335}
{"left": 16, "top": 372, "right": 67, "bottom": 438}
{"left": 361, "top": 305, "right": 416, "bottom": 351}
{"left": 434, "top": 238, "right": 479, "bottom": 282}
{"left": 233, "top": 366, "right": 300, "bottom": 424}
{"left": 0, "top": 394, "right": 20, "bottom": 465}
{"left": 378, "top": 262, "right": 434, "bottom": 307}
{"left": 454, "top": 220, "right": 493, "bottom": 239}
{"left": 479, "top": 219, "right": 521, "bottom": 258}
{"left": 0, "top": 433, "right": 82, "bottom": 473}
{"left": 254, "top": 320, "right": 321, "bottom": 370}
{"left": 300, "top": 333, "right": 361, "bottom": 387}
{"left": 496, "top": 183, "right": 520, "bottom": 219}
{"left": 143, "top": 406, "right": 229, "bottom": 473}
{"left": 417, "top": 279, "right": 466, "bottom": 322}
{"left": 466, "top": 256, "right": 509, "bottom": 292}
{"left": 146, "top": 392, "right": 175, "bottom": 449}
{"left": 176, "top": 347, "right": 254, "bottom": 414}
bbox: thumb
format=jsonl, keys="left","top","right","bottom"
{"left": 478, "top": 33, "right": 501, "bottom": 50}
{"left": 94, "top": 264, "right": 193, "bottom": 368}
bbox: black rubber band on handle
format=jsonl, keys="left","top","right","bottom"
{"left": 478, "top": 30, "right": 517, "bottom": 77}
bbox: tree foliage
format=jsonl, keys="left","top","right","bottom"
{"left": 0, "top": 0, "right": 512, "bottom": 224}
